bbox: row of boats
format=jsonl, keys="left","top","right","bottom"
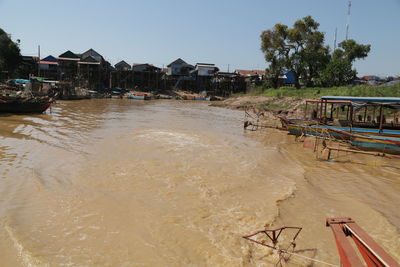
{"left": 124, "top": 92, "right": 218, "bottom": 101}
{"left": 280, "top": 96, "right": 400, "bottom": 155}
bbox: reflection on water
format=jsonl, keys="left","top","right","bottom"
{"left": 0, "top": 99, "right": 399, "bottom": 266}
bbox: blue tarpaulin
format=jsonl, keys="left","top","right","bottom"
{"left": 8, "top": 79, "right": 30, "bottom": 84}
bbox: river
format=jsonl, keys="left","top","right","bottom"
{"left": 0, "top": 99, "right": 399, "bottom": 266}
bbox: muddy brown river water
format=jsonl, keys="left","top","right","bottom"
{"left": 0, "top": 99, "right": 398, "bottom": 266}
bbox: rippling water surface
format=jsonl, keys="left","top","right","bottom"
{"left": 0, "top": 99, "right": 399, "bottom": 266}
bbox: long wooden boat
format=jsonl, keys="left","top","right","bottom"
{"left": 287, "top": 124, "right": 400, "bottom": 138}
{"left": 0, "top": 97, "right": 52, "bottom": 114}
{"left": 351, "top": 135, "right": 400, "bottom": 155}
{"left": 288, "top": 123, "right": 400, "bottom": 155}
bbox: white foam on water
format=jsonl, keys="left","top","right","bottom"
{"left": 4, "top": 223, "right": 49, "bottom": 267}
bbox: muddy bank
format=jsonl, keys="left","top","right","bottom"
{"left": 211, "top": 96, "right": 306, "bottom": 119}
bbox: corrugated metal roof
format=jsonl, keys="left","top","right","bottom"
{"left": 39, "top": 61, "right": 58, "bottom": 65}
{"left": 235, "top": 69, "right": 265, "bottom": 77}
{"left": 321, "top": 96, "right": 400, "bottom": 103}
{"left": 58, "top": 50, "right": 79, "bottom": 59}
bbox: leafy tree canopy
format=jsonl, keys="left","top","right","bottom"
{"left": 260, "top": 16, "right": 371, "bottom": 88}
{"left": 0, "top": 28, "right": 22, "bottom": 76}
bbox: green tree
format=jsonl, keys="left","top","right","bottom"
{"left": 261, "top": 16, "right": 330, "bottom": 88}
{"left": 339, "top": 39, "right": 371, "bottom": 62}
{"left": 287, "top": 16, "right": 330, "bottom": 87}
{"left": 319, "top": 40, "right": 371, "bottom": 86}
{"left": 319, "top": 50, "right": 356, "bottom": 87}
{"left": 0, "top": 28, "right": 22, "bottom": 77}
{"left": 260, "top": 24, "right": 289, "bottom": 88}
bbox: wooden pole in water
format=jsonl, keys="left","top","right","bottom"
{"left": 336, "top": 104, "right": 340, "bottom": 119}
{"left": 373, "top": 106, "right": 376, "bottom": 123}
{"left": 379, "top": 105, "right": 384, "bottom": 133}
{"left": 364, "top": 106, "right": 367, "bottom": 122}
{"left": 304, "top": 101, "right": 308, "bottom": 119}
{"left": 323, "top": 100, "right": 328, "bottom": 123}
{"left": 319, "top": 100, "right": 323, "bottom": 122}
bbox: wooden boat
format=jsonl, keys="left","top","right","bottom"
{"left": 282, "top": 96, "right": 400, "bottom": 138}
{"left": 0, "top": 97, "right": 52, "bottom": 114}
{"left": 154, "top": 94, "right": 173, "bottom": 99}
{"left": 127, "top": 94, "right": 151, "bottom": 100}
{"left": 287, "top": 124, "right": 400, "bottom": 138}
{"left": 351, "top": 135, "right": 400, "bottom": 155}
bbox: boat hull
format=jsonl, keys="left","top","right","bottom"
{"left": 0, "top": 100, "right": 51, "bottom": 114}
{"left": 287, "top": 124, "right": 400, "bottom": 138}
{"left": 351, "top": 136, "right": 400, "bottom": 155}
{"left": 127, "top": 95, "right": 151, "bottom": 100}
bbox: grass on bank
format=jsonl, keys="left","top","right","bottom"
{"left": 241, "top": 85, "right": 400, "bottom": 99}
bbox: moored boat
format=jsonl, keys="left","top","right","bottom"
{"left": 0, "top": 97, "right": 53, "bottom": 114}
{"left": 127, "top": 93, "right": 151, "bottom": 100}
{"left": 351, "top": 135, "right": 400, "bottom": 155}
{"left": 287, "top": 123, "right": 400, "bottom": 138}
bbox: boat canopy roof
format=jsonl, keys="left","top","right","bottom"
{"left": 321, "top": 96, "right": 400, "bottom": 103}
{"left": 306, "top": 99, "right": 351, "bottom": 104}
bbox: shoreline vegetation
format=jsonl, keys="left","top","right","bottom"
{"left": 211, "top": 84, "right": 400, "bottom": 118}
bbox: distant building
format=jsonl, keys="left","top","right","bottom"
{"left": 39, "top": 55, "right": 58, "bottom": 69}
{"left": 78, "top": 49, "right": 108, "bottom": 90}
{"left": 58, "top": 50, "right": 80, "bottom": 62}
{"left": 360, "top": 75, "right": 383, "bottom": 85}
{"left": 39, "top": 55, "right": 59, "bottom": 80}
{"left": 167, "top": 58, "right": 194, "bottom": 76}
{"left": 80, "top": 48, "right": 104, "bottom": 63}
{"left": 19, "top": 56, "right": 39, "bottom": 78}
{"left": 132, "top": 63, "right": 161, "bottom": 72}
{"left": 279, "top": 71, "right": 296, "bottom": 85}
{"left": 58, "top": 50, "right": 80, "bottom": 81}
{"left": 192, "top": 63, "right": 219, "bottom": 77}
{"left": 234, "top": 69, "right": 265, "bottom": 80}
{"left": 114, "top": 60, "right": 131, "bottom": 71}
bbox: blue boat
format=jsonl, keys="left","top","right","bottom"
{"left": 287, "top": 124, "right": 400, "bottom": 138}
{"left": 127, "top": 94, "right": 151, "bottom": 100}
{"left": 351, "top": 135, "right": 400, "bottom": 155}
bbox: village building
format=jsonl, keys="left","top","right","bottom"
{"left": 234, "top": 69, "right": 265, "bottom": 81}
{"left": 80, "top": 48, "right": 104, "bottom": 63}
{"left": 213, "top": 71, "right": 246, "bottom": 96}
{"left": 114, "top": 60, "right": 131, "bottom": 71}
{"left": 18, "top": 56, "right": 39, "bottom": 78}
{"left": 191, "top": 63, "right": 219, "bottom": 77}
{"left": 188, "top": 63, "right": 220, "bottom": 92}
{"left": 77, "top": 49, "right": 109, "bottom": 90}
{"left": 39, "top": 55, "right": 59, "bottom": 80}
{"left": 58, "top": 50, "right": 80, "bottom": 81}
{"left": 167, "top": 58, "right": 194, "bottom": 76}
{"left": 279, "top": 71, "right": 296, "bottom": 85}
{"left": 132, "top": 63, "right": 161, "bottom": 72}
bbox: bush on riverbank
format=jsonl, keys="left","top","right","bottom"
{"left": 241, "top": 85, "right": 400, "bottom": 99}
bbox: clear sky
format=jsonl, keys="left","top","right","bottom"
{"left": 0, "top": 0, "right": 399, "bottom": 76}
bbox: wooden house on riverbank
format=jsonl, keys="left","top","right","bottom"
{"left": 167, "top": 58, "right": 194, "bottom": 76}
{"left": 58, "top": 50, "right": 80, "bottom": 82}
{"left": 114, "top": 60, "right": 131, "bottom": 71}
{"left": 39, "top": 55, "right": 59, "bottom": 80}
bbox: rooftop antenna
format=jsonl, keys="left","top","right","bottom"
{"left": 38, "top": 45, "right": 41, "bottom": 77}
{"left": 345, "top": 1, "right": 352, "bottom": 40}
{"left": 334, "top": 27, "right": 338, "bottom": 49}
